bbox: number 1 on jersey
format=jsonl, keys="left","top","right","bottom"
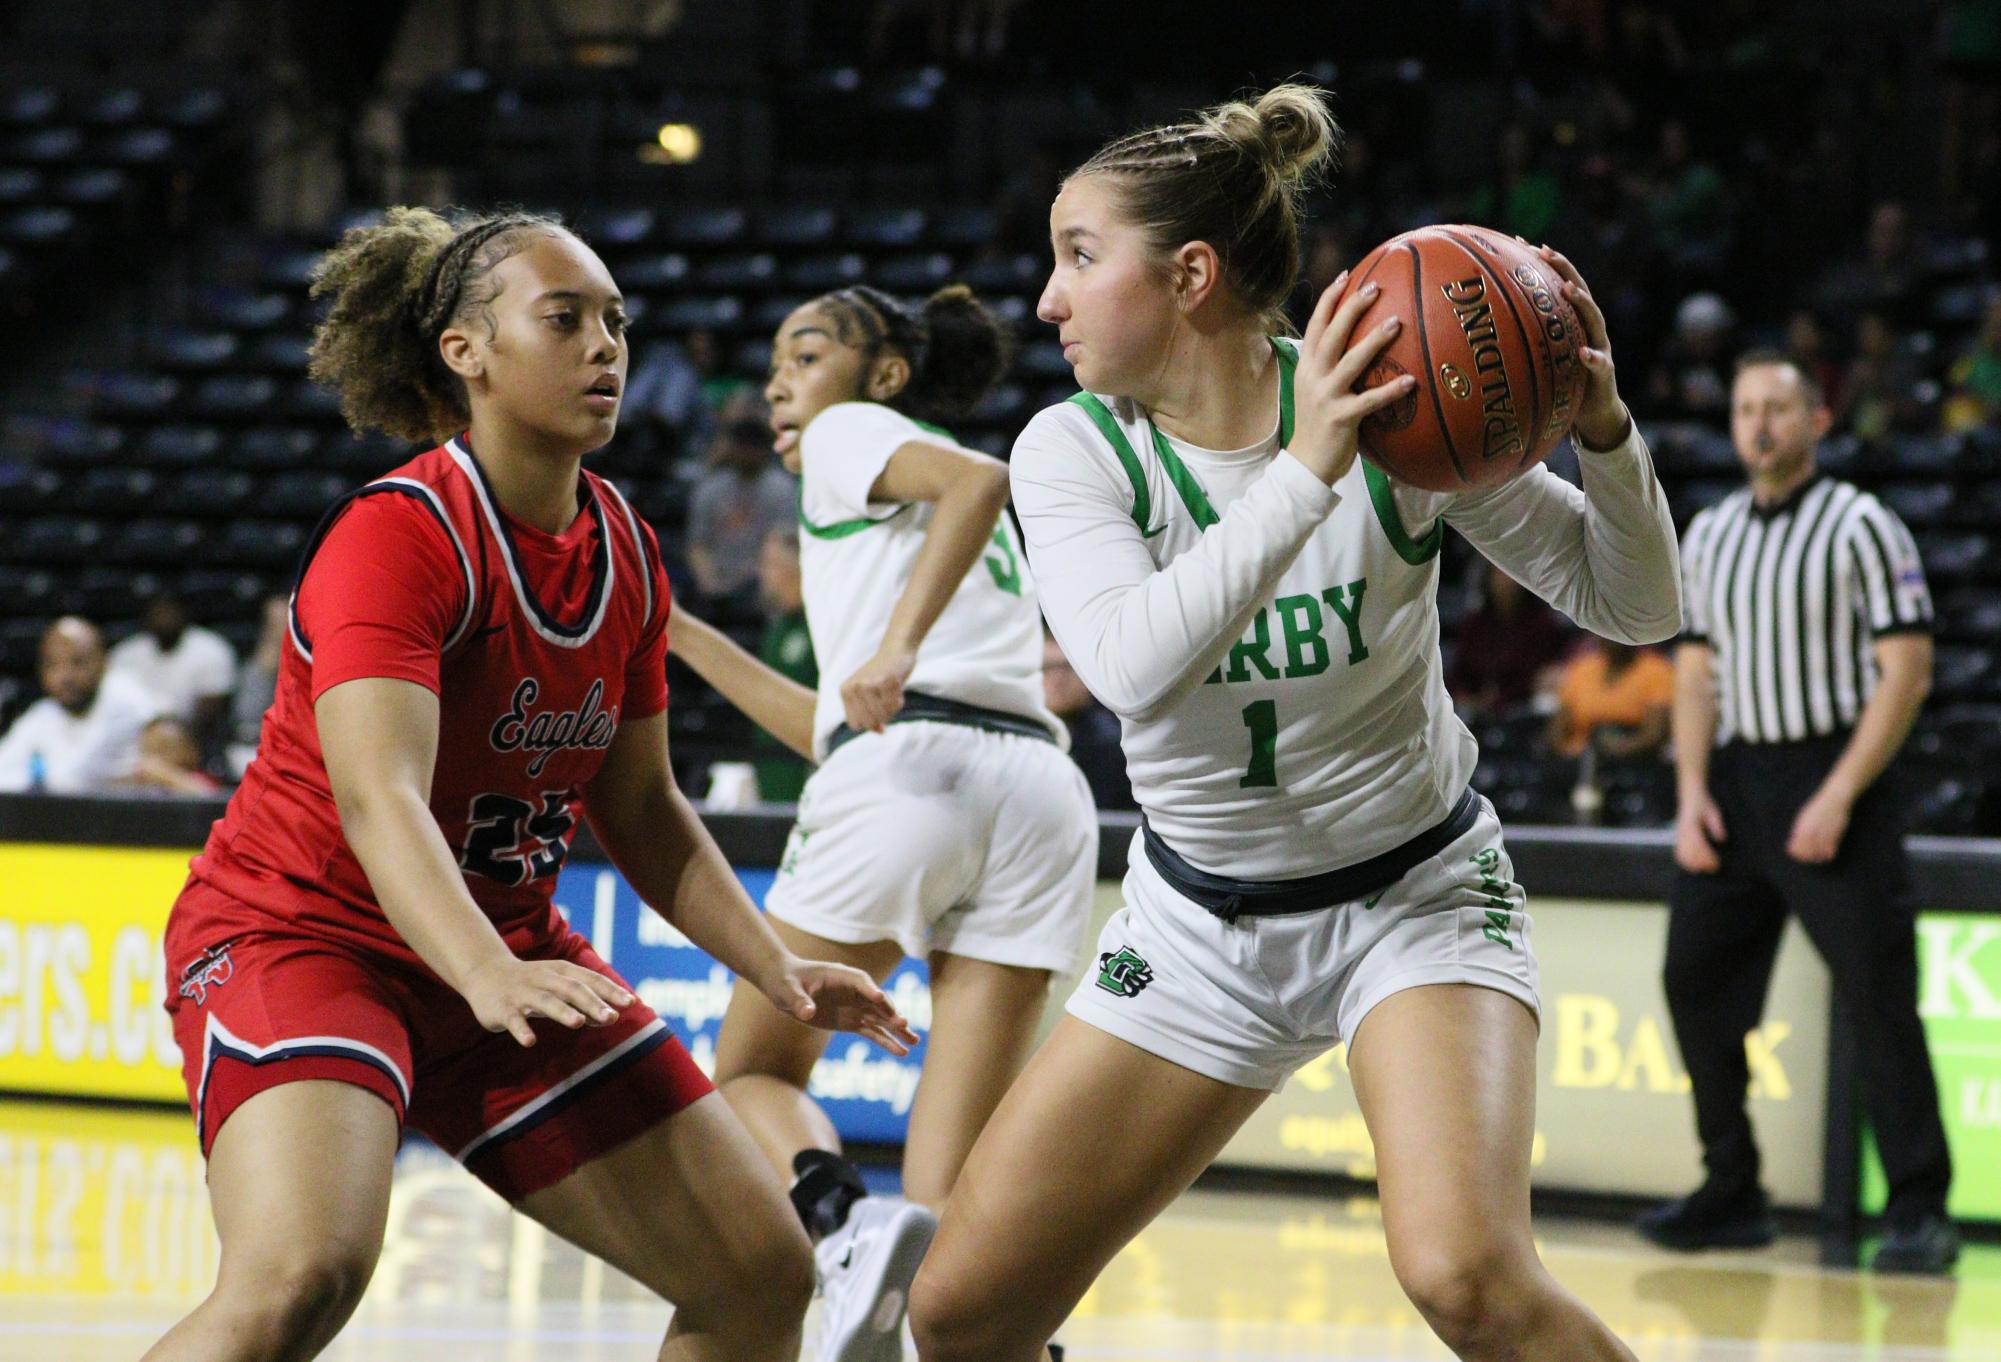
{"left": 1239, "top": 699, "right": 1278, "bottom": 788}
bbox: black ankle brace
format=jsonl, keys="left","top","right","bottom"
{"left": 789, "top": 1148, "right": 867, "bottom": 1240}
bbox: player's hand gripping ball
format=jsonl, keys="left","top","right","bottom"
{"left": 1333, "top": 225, "right": 1605, "bottom": 491}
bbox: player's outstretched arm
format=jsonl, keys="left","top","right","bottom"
{"left": 668, "top": 607, "right": 817, "bottom": 760}
{"left": 317, "top": 677, "right": 634, "bottom": 1047}
{"left": 583, "top": 711, "right": 917, "bottom": 1054}
{"left": 838, "top": 439, "right": 1013, "bottom": 733}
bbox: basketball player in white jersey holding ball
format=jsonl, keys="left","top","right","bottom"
{"left": 907, "top": 85, "right": 1680, "bottom": 1362}
{"left": 669, "top": 282, "right": 1096, "bottom": 1362}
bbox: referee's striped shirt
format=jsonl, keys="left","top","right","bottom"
{"left": 1681, "top": 473, "right": 1932, "bottom": 744}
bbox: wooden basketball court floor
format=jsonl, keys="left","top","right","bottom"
{"left": 5, "top": 1096, "right": 1997, "bottom": 1362}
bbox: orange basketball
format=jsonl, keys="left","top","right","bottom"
{"left": 1333, "top": 225, "right": 1589, "bottom": 492}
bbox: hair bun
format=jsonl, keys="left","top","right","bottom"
{"left": 1204, "top": 83, "right": 1340, "bottom": 189}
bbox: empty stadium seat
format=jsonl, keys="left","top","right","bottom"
{"left": 756, "top": 205, "right": 837, "bottom": 248}
{"left": 68, "top": 467, "right": 157, "bottom": 515}
{"left": 156, "top": 469, "right": 255, "bottom": 517}
{"left": 234, "top": 426, "right": 321, "bottom": 469}
{"left": 10, "top": 516, "right": 107, "bottom": 565}
{"left": 656, "top": 206, "right": 747, "bottom": 247}
{"left": 258, "top": 470, "right": 346, "bottom": 517}
{"left": 872, "top": 252, "right": 952, "bottom": 290}
{"left": 105, "top": 517, "right": 203, "bottom": 565}
{"left": 929, "top": 206, "right": 997, "bottom": 249}
{"left": 136, "top": 424, "right": 223, "bottom": 466}
{"left": 1880, "top": 480, "right": 1954, "bottom": 528}
{"left": 213, "top": 519, "right": 307, "bottom": 568}
{"left": 845, "top": 206, "right": 925, "bottom": 247}
{"left": 782, "top": 252, "right": 864, "bottom": 290}
{"left": 693, "top": 252, "right": 778, "bottom": 290}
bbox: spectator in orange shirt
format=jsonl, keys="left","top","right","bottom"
{"left": 1547, "top": 639, "right": 1674, "bottom": 758}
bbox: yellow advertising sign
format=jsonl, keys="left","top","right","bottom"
{"left": 0, "top": 1099, "right": 217, "bottom": 1300}
{"left": 0, "top": 844, "right": 190, "bottom": 1102}
{"left": 1217, "top": 899, "right": 1834, "bottom": 1208}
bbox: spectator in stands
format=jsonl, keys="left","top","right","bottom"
{"left": 129, "top": 717, "right": 225, "bottom": 797}
{"left": 752, "top": 529, "right": 816, "bottom": 802}
{"left": 1647, "top": 292, "right": 1736, "bottom": 421}
{"left": 689, "top": 326, "right": 759, "bottom": 415}
{"left": 1815, "top": 201, "right": 1923, "bottom": 329}
{"left": 1783, "top": 309, "right": 1846, "bottom": 417}
{"left": 107, "top": 589, "right": 237, "bottom": 755}
{"left": 1466, "top": 123, "right": 1562, "bottom": 244}
{"left": 1567, "top": 156, "right": 1653, "bottom": 372}
{"left": 1640, "top": 120, "right": 1732, "bottom": 277}
{"left": 1837, "top": 309, "right": 1927, "bottom": 440}
{"left": 686, "top": 418, "right": 800, "bottom": 602}
{"left": 1941, "top": 0, "right": 2001, "bottom": 226}
{"left": 1445, "top": 563, "right": 1573, "bottom": 721}
{"left": 1041, "top": 629, "right": 1133, "bottom": 811}
{"left": 1943, "top": 289, "right": 2001, "bottom": 433}
{"left": 624, "top": 327, "right": 754, "bottom": 460}
{"left": 621, "top": 329, "right": 711, "bottom": 456}
{"left": 1545, "top": 639, "right": 1674, "bottom": 759}
{"left": 225, "top": 595, "right": 290, "bottom": 779}
{"left": 0, "top": 617, "right": 161, "bottom": 794}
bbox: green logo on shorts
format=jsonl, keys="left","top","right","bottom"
{"left": 1471, "top": 847, "right": 1517, "bottom": 950}
{"left": 1096, "top": 946, "right": 1154, "bottom": 998}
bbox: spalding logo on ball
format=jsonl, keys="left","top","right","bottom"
{"left": 1335, "top": 224, "right": 1588, "bottom": 491}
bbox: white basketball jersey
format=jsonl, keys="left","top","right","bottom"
{"left": 1033, "top": 339, "right": 1474, "bottom": 879}
{"left": 796, "top": 401, "right": 1062, "bottom": 760}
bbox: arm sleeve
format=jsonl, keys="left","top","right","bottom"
{"left": 297, "top": 493, "right": 467, "bottom": 703}
{"left": 623, "top": 519, "right": 674, "bottom": 721}
{"left": 1437, "top": 423, "right": 1683, "bottom": 645}
{"left": 1009, "top": 403, "right": 1340, "bottom": 720}
{"left": 799, "top": 402, "right": 938, "bottom": 522}
{"left": 1847, "top": 497, "right": 1933, "bottom": 635}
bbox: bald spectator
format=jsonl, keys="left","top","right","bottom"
{"left": 0, "top": 618, "right": 162, "bottom": 793}
{"left": 107, "top": 590, "right": 237, "bottom": 752}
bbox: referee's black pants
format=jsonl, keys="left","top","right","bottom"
{"left": 1664, "top": 734, "right": 1951, "bottom": 1224}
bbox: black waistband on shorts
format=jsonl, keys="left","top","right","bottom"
{"left": 1143, "top": 785, "right": 1482, "bottom": 924}
{"left": 825, "top": 690, "right": 1058, "bottom": 757}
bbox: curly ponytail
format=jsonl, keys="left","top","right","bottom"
{"left": 306, "top": 206, "right": 567, "bottom": 444}
{"left": 814, "top": 282, "right": 1012, "bottom": 426}
{"left": 1069, "top": 82, "right": 1341, "bottom": 329}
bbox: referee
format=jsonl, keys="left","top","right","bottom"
{"left": 1638, "top": 351, "right": 1956, "bottom": 1273}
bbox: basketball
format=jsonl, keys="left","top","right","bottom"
{"left": 1334, "top": 225, "right": 1590, "bottom": 492}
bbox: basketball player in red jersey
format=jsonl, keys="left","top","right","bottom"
{"left": 143, "top": 207, "right": 915, "bottom": 1362}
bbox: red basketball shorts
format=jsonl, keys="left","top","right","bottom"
{"left": 165, "top": 883, "right": 713, "bottom": 1202}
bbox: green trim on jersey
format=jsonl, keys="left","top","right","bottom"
{"left": 795, "top": 411, "right": 955, "bottom": 539}
{"left": 1071, "top": 335, "right": 1439, "bottom": 563}
{"left": 1068, "top": 392, "right": 1157, "bottom": 536}
{"left": 1363, "top": 464, "right": 1444, "bottom": 564}
{"left": 1149, "top": 427, "right": 1220, "bottom": 529}
{"left": 1270, "top": 335, "right": 1297, "bottom": 447}
{"left": 797, "top": 492, "right": 912, "bottom": 539}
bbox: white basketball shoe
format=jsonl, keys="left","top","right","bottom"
{"left": 813, "top": 1195, "right": 938, "bottom": 1362}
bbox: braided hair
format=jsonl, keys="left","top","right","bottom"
{"left": 306, "top": 206, "right": 568, "bottom": 443}
{"left": 1070, "top": 83, "right": 1341, "bottom": 331}
{"left": 812, "top": 282, "right": 1013, "bottom": 426}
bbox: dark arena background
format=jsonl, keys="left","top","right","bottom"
{"left": 2, "top": 1, "right": 2000, "bottom": 1358}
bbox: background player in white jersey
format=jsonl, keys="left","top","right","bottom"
{"left": 908, "top": 86, "right": 1681, "bottom": 1362}
{"left": 669, "top": 282, "right": 1096, "bottom": 1362}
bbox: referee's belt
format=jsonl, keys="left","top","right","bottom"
{"left": 1143, "top": 786, "right": 1482, "bottom": 924}
{"left": 825, "top": 690, "right": 1060, "bottom": 757}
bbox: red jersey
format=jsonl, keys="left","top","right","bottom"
{"left": 179, "top": 436, "right": 670, "bottom": 968}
